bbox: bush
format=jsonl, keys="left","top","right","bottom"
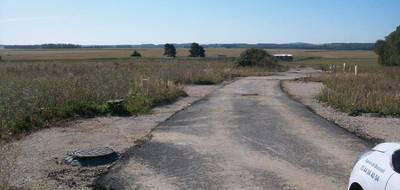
{"left": 189, "top": 43, "right": 205, "bottom": 57}
{"left": 375, "top": 26, "right": 400, "bottom": 66}
{"left": 131, "top": 50, "right": 141, "bottom": 57}
{"left": 164, "top": 44, "right": 177, "bottom": 57}
{"left": 236, "top": 48, "right": 277, "bottom": 67}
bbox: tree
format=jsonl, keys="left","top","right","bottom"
{"left": 375, "top": 26, "right": 400, "bottom": 66}
{"left": 236, "top": 48, "right": 277, "bottom": 67}
{"left": 131, "top": 50, "right": 141, "bottom": 57}
{"left": 164, "top": 44, "right": 176, "bottom": 57}
{"left": 189, "top": 43, "right": 205, "bottom": 57}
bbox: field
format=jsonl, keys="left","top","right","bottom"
{"left": 284, "top": 50, "right": 400, "bottom": 116}
{"left": 0, "top": 48, "right": 283, "bottom": 141}
{"left": 0, "top": 48, "right": 398, "bottom": 141}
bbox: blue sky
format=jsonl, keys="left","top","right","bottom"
{"left": 0, "top": 0, "right": 399, "bottom": 45}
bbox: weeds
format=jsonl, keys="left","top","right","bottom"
{"left": 0, "top": 57, "right": 275, "bottom": 141}
{"left": 316, "top": 68, "right": 400, "bottom": 116}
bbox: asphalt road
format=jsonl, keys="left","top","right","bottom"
{"left": 98, "top": 70, "right": 370, "bottom": 190}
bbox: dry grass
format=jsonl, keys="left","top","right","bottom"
{"left": 316, "top": 69, "right": 400, "bottom": 116}
{"left": 0, "top": 48, "right": 376, "bottom": 61}
{"left": 0, "top": 48, "right": 244, "bottom": 61}
{"left": 284, "top": 50, "right": 400, "bottom": 116}
{"left": 0, "top": 55, "right": 280, "bottom": 141}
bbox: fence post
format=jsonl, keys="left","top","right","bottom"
{"left": 142, "top": 78, "right": 149, "bottom": 95}
{"left": 354, "top": 65, "right": 358, "bottom": 76}
{"left": 343, "top": 63, "right": 346, "bottom": 72}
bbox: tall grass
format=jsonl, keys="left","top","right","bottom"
{"left": 316, "top": 68, "right": 400, "bottom": 116}
{"left": 0, "top": 58, "right": 277, "bottom": 141}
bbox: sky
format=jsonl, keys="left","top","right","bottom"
{"left": 0, "top": 0, "right": 399, "bottom": 45}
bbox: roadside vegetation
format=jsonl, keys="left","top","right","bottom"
{"left": 315, "top": 68, "right": 400, "bottom": 116}
{"left": 290, "top": 55, "right": 400, "bottom": 116}
{"left": 287, "top": 27, "right": 400, "bottom": 116}
{"left": 316, "top": 27, "right": 400, "bottom": 116}
{"left": 0, "top": 48, "right": 281, "bottom": 141}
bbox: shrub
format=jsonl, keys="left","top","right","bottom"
{"left": 164, "top": 44, "right": 176, "bottom": 57}
{"left": 375, "top": 26, "right": 400, "bottom": 66}
{"left": 236, "top": 48, "right": 277, "bottom": 67}
{"left": 131, "top": 50, "right": 141, "bottom": 57}
{"left": 189, "top": 43, "right": 205, "bottom": 57}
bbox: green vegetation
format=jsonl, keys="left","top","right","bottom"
{"left": 131, "top": 50, "right": 141, "bottom": 57}
{"left": 236, "top": 48, "right": 277, "bottom": 67}
{"left": 164, "top": 44, "right": 177, "bottom": 57}
{"left": 375, "top": 26, "right": 400, "bottom": 66}
{"left": 189, "top": 43, "right": 205, "bottom": 57}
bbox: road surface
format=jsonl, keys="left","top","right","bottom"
{"left": 98, "top": 69, "right": 370, "bottom": 190}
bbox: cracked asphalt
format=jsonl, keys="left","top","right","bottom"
{"left": 97, "top": 69, "right": 370, "bottom": 190}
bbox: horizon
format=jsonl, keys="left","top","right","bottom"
{"left": 0, "top": 0, "right": 399, "bottom": 45}
{"left": 0, "top": 42, "right": 376, "bottom": 46}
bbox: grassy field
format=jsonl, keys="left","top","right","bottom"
{"left": 284, "top": 50, "right": 400, "bottom": 116}
{"left": 0, "top": 49, "right": 284, "bottom": 141}
{"left": 0, "top": 48, "right": 398, "bottom": 141}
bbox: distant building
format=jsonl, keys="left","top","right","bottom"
{"left": 273, "top": 54, "right": 293, "bottom": 62}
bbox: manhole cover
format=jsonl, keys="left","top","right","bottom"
{"left": 64, "top": 147, "right": 119, "bottom": 167}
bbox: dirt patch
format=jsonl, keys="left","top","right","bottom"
{"left": 0, "top": 85, "right": 221, "bottom": 189}
{"left": 281, "top": 81, "right": 400, "bottom": 143}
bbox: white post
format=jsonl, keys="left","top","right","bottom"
{"left": 142, "top": 78, "right": 149, "bottom": 95}
{"left": 343, "top": 63, "right": 346, "bottom": 72}
{"left": 354, "top": 65, "right": 358, "bottom": 76}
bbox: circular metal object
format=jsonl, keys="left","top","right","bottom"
{"left": 72, "top": 147, "right": 115, "bottom": 158}
{"left": 64, "top": 147, "right": 119, "bottom": 167}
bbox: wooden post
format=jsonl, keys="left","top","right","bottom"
{"left": 167, "top": 80, "right": 173, "bottom": 88}
{"left": 354, "top": 65, "right": 358, "bottom": 76}
{"left": 142, "top": 78, "right": 149, "bottom": 95}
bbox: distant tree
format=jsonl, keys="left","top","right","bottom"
{"left": 375, "top": 26, "right": 400, "bottom": 66}
{"left": 236, "top": 48, "right": 277, "bottom": 67}
{"left": 189, "top": 43, "right": 205, "bottom": 57}
{"left": 164, "top": 44, "right": 176, "bottom": 57}
{"left": 131, "top": 50, "right": 141, "bottom": 57}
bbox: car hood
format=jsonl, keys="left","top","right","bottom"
{"left": 373, "top": 143, "right": 400, "bottom": 153}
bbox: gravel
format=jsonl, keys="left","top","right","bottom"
{"left": 1, "top": 84, "right": 221, "bottom": 190}
{"left": 282, "top": 81, "right": 400, "bottom": 143}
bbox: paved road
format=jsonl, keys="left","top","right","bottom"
{"left": 98, "top": 70, "right": 370, "bottom": 190}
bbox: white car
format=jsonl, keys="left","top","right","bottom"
{"left": 349, "top": 143, "right": 400, "bottom": 190}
